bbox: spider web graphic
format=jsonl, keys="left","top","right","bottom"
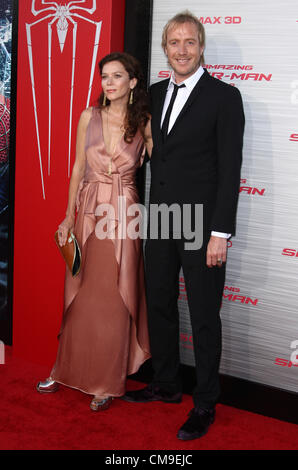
{"left": 0, "top": 97, "right": 9, "bottom": 164}
{"left": 0, "top": 16, "right": 11, "bottom": 164}
{"left": 26, "top": 0, "right": 102, "bottom": 199}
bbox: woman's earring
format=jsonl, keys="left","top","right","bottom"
{"left": 103, "top": 94, "right": 107, "bottom": 106}
{"left": 129, "top": 89, "right": 134, "bottom": 105}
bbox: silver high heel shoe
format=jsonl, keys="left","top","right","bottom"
{"left": 36, "top": 377, "right": 59, "bottom": 393}
{"left": 90, "top": 396, "right": 113, "bottom": 411}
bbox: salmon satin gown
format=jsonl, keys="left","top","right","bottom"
{"left": 50, "top": 107, "right": 151, "bottom": 398}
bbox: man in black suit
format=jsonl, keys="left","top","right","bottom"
{"left": 123, "top": 11, "right": 244, "bottom": 440}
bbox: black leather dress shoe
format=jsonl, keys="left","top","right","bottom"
{"left": 121, "top": 383, "right": 182, "bottom": 403}
{"left": 177, "top": 406, "right": 215, "bottom": 440}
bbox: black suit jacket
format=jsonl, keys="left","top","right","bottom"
{"left": 148, "top": 69, "right": 245, "bottom": 236}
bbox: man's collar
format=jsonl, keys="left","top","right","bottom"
{"left": 167, "top": 65, "right": 205, "bottom": 90}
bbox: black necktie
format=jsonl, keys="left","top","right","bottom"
{"left": 161, "top": 83, "right": 186, "bottom": 141}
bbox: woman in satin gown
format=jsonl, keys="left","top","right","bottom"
{"left": 37, "top": 52, "right": 152, "bottom": 411}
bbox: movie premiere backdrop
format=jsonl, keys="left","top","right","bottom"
{"left": 13, "top": 0, "right": 125, "bottom": 365}
{"left": 146, "top": 0, "right": 298, "bottom": 393}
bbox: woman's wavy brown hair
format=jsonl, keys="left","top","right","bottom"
{"left": 98, "top": 52, "right": 149, "bottom": 143}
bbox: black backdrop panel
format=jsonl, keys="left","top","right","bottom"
{"left": 0, "top": 0, "right": 17, "bottom": 345}
{"left": 124, "top": 0, "right": 153, "bottom": 87}
{"left": 124, "top": 0, "right": 153, "bottom": 203}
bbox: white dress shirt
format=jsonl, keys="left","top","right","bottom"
{"left": 160, "top": 66, "right": 231, "bottom": 239}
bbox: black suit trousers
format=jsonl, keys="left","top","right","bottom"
{"left": 145, "top": 235, "right": 225, "bottom": 408}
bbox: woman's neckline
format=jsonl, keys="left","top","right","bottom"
{"left": 99, "top": 108, "right": 125, "bottom": 157}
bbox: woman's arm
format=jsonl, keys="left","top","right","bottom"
{"left": 58, "top": 108, "right": 92, "bottom": 246}
{"left": 144, "top": 118, "right": 153, "bottom": 158}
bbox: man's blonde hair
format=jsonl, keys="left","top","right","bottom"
{"left": 161, "top": 11, "right": 205, "bottom": 65}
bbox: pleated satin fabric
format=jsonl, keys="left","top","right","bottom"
{"left": 51, "top": 107, "right": 151, "bottom": 398}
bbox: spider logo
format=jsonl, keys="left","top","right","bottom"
{"left": 26, "top": 1, "right": 102, "bottom": 199}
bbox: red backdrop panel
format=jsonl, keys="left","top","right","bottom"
{"left": 13, "top": 0, "right": 125, "bottom": 366}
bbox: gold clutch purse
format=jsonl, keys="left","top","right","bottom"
{"left": 54, "top": 230, "right": 81, "bottom": 277}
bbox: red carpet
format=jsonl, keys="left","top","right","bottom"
{"left": 1, "top": 347, "right": 298, "bottom": 450}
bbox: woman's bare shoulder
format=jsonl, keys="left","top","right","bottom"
{"left": 78, "top": 107, "right": 94, "bottom": 129}
{"left": 81, "top": 106, "right": 94, "bottom": 120}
